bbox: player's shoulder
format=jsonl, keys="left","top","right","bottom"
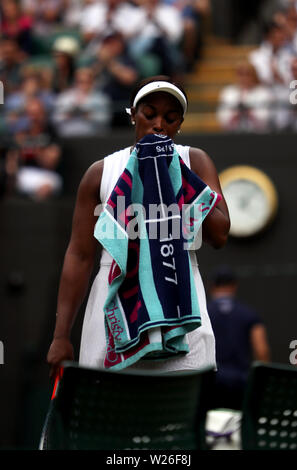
{"left": 189, "top": 146, "right": 215, "bottom": 175}
{"left": 78, "top": 160, "right": 103, "bottom": 200}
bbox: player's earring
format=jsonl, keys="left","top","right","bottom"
{"left": 177, "top": 129, "right": 181, "bottom": 134}
{"left": 131, "top": 120, "right": 136, "bottom": 125}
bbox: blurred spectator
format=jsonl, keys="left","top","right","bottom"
{"left": 162, "top": 0, "right": 211, "bottom": 69}
{"left": 217, "top": 61, "right": 273, "bottom": 132}
{"left": 52, "top": 67, "right": 111, "bottom": 137}
{"left": 249, "top": 20, "right": 292, "bottom": 86}
{"left": 62, "top": 0, "right": 86, "bottom": 28}
{"left": 12, "top": 98, "right": 59, "bottom": 164}
{"left": 51, "top": 36, "right": 80, "bottom": 93}
{"left": 271, "top": 5, "right": 297, "bottom": 85}
{"left": 271, "top": 56, "right": 297, "bottom": 130}
{"left": 207, "top": 265, "right": 271, "bottom": 410}
{"left": 92, "top": 31, "right": 139, "bottom": 126}
{"left": 77, "top": 0, "right": 184, "bottom": 76}
{"left": 0, "top": 36, "right": 24, "bottom": 94}
{"left": 182, "top": 0, "right": 211, "bottom": 69}
{"left": 10, "top": 98, "right": 63, "bottom": 200}
{"left": 78, "top": 0, "right": 144, "bottom": 51}
{"left": 129, "top": 0, "right": 185, "bottom": 77}
{"left": 282, "top": 3, "right": 297, "bottom": 43}
{"left": 260, "top": 0, "right": 297, "bottom": 25}
{"left": 21, "top": 0, "right": 64, "bottom": 37}
{"left": 286, "top": 5, "right": 297, "bottom": 59}
{"left": 4, "top": 71, "right": 55, "bottom": 134}
{"left": 0, "top": 0, "right": 34, "bottom": 55}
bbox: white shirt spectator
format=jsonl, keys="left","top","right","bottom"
{"left": 16, "top": 166, "right": 62, "bottom": 198}
{"left": 136, "top": 0, "right": 184, "bottom": 45}
{"left": 249, "top": 41, "right": 294, "bottom": 85}
{"left": 217, "top": 62, "right": 274, "bottom": 132}
{"left": 62, "top": 0, "right": 92, "bottom": 28}
{"left": 270, "top": 56, "right": 297, "bottom": 130}
{"left": 79, "top": 0, "right": 183, "bottom": 44}
{"left": 248, "top": 20, "right": 294, "bottom": 86}
{"left": 217, "top": 85, "right": 274, "bottom": 132}
{"left": 79, "top": 1, "right": 146, "bottom": 40}
{"left": 53, "top": 89, "right": 111, "bottom": 137}
{"left": 52, "top": 67, "right": 111, "bottom": 137}
{"left": 126, "top": 0, "right": 184, "bottom": 66}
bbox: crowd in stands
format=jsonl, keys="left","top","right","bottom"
{"left": 0, "top": 0, "right": 209, "bottom": 200}
{"left": 217, "top": 0, "right": 297, "bottom": 132}
{"left": 1, "top": 1, "right": 297, "bottom": 200}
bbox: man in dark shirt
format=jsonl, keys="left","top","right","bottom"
{"left": 207, "top": 265, "right": 270, "bottom": 410}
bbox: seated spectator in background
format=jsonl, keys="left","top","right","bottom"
{"left": 62, "top": 0, "right": 85, "bottom": 28}
{"left": 162, "top": 0, "right": 211, "bottom": 70}
{"left": 207, "top": 265, "right": 271, "bottom": 410}
{"left": 269, "top": 4, "right": 297, "bottom": 85}
{"left": 92, "top": 31, "right": 139, "bottom": 126}
{"left": 12, "top": 144, "right": 62, "bottom": 200}
{"left": 51, "top": 36, "right": 80, "bottom": 94}
{"left": 4, "top": 71, "right": 55, "bottom": 134}
{"left": 0, "top": 36, "right": 25, "bottom": 94}
{"left": 21, "top": 0, "right": 63, "bottom": 37}
{"left": 52, "top": 67, "right": 111, "bottom": 137}
{"left": 78, "top": 0, "right": 184, "bottom": 77}
{"left": 130, "top": 0, "right": 185, "bottom": 77}
{"left": 282, "top": 2, "right": 297, "bottom": 44}
{"left": 284, "top": 5, "right": 297, "bottom": 73}
{"left": 12, "top": 98, "right": 59, "bottom": 166}
{"left": 217, "top": 61, "right": 273, "bottom": 132}
{"left": 78, "top": 0, "right": 145, "bottom": 54}
{"left": 0, "top": 0, "right": 34, "bottom": 55}
{"left": 271, "top": 56, "right": 297, "bottom": 130}
{"left": 183, "top": 0, "right": 211, "bottom": 69}
{"left": 10, "top": 98, "right": 62, "bottom": 200}
{"left": 249, "top": 20, "right": 292, "bottom": 86}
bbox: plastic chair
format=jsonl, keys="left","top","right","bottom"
{"left": 241, "top": 361, "right": 297, "bottom": 450}
{"left": 39, "top": 361, "right": 214, "bottom": 450}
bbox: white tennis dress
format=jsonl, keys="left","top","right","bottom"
{"left": 79, "top": 145, "right": 216, "bottom": 372}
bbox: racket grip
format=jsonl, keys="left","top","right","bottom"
{"left": 51, "top": 366, "right": 64, "bottom": 400}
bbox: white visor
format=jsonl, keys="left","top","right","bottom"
{"left": 126, "top": 81, "right": 187, "bottom": 117}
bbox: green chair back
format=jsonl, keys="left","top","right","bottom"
{"left": 40, "top": 361, "right": 214, "bottom": 450}
{"left": 241, "top": 362, "right": 297, "bottom": 450}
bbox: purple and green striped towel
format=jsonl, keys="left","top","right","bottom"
{"left": 94, "top": 134, "right": 221, "bottom": 370}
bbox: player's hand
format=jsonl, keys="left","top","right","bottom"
{"left": 47, "top": 337, "right": 74, "bottom": 380}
